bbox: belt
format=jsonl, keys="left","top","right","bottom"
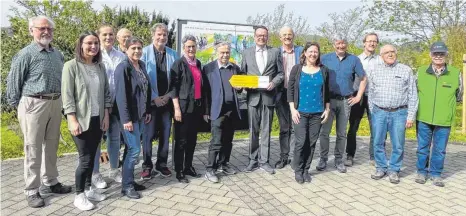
{"left": 330, "top": 94, "right": 352, "bottom": 100}
{"left": 26, "top": 94, "right": 61, "bottom": 100}
{"left": 376, "top": 105, "right": 408, "bottom": 112}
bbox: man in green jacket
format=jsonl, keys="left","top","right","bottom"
{"left": 415, "top": 41, "right": 463, "bottom": 187}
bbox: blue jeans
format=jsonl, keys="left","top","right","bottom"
{"left": 371, "top": 106, "right": 407, "bottom": 173}
{"left": 416, "top": 121, "right": 450, "bottom": 177}
{"left": 93, "top": 114, "right": 121, "bottom": 172}
{"left": 121, "top": 120, "right": 144, "bottom": 189}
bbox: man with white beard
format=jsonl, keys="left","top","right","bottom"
{"left": 6, "top": 15, "right": 72, "bottom": 208}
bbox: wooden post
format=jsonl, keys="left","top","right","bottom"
{"left": 462, "top": 54, "right": 466, "bottom": 133}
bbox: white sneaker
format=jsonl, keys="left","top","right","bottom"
{"left": 109, "top": 169, "right": 122, "bottom": 183}
{"left": 92, "top": 173, "right": 107, "bottom": 189}
{"left": 85, "top": 187, "right": 107, "bottom": 202}
{"left": 74, "top": 193, "right": 94, "bottom": 211}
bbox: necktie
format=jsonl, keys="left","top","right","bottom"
{"left": 258, "top": 49, "right": 265, "bottom": 74}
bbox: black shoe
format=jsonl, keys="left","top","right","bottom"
{"left": 275, "top": 158, "right": 289, "bottom": 169}
{"left": 219, "top": 164, "right": 236, "bottom": 175}
{"left": 27, "top": 192, "right": 45, "bottom": 208}
{"left": 243, "top": 163, "right": 259, "bottom": 173}
{"left": 40, "top": 182, "right": 72, "bottom": 195}
{"left": 156, "top": 167, "right": 172, "bottom": 177}
{"left": 133, "top": 183, "right": 146, "bottom": 191}
{"left": 184, "top": 167, "right": 200, "bottom": 177}
{"left": 260, "top": 163, "right": 276, "bottom": 174}
{"left": 303, "top": 171, "right": 312, "bottom": 183}
{"left": 121, "top": 187, "right": 140, "bottom": 199}
{"left": 316, "top": 159, "right": 327, "bottom": 171}
{"left": 205, "top": 170, "right": 219, "bottom": 183}
{"left": 295, "top": 172, "right": 304, "bottom": 184}
{"left": 176, "top": 172, "right": 189, "bottom": 183}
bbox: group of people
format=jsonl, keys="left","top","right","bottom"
{"left": 6, "top": 15, "right": 462, "bottom": 212}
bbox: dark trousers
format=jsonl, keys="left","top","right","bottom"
{"left": 206, "top": 104, "right": 237, "bottom": 171}
{"left": 346, "top": 95, "right": 374, "bottom": 158}
{"left": 293, "top": 112, "right": 322, "bottom": 173}
{"left": 248, "top": 101, "right": 274, "bottom": 165}
{"left": 173, "top": 105, "right": 201, "bottom": 172}
{"left": 276, "top": 88, "right": 295, "bottom": 160}
{"left": 73, "top": 117, "right": 102, "bottom": 193}
{"left": 143, "top": 106, "right": 172, "bottom": 170}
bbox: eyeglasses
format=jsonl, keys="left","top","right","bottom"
{"left": 255, "top": 35, "right": 267, "bottom": 38}
{"left": 432, "top": 52, "right": 446, "bottom": 57}
{"left": 382, "top": 50, "right": 396, "bottom": 55}
{"left": 365, "top": 40, "right": 378, "bottom": 44}
{"left": 33, "top": 26, "right": 54, "bottom": 32}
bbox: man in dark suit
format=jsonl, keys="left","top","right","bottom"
{"left": 203, "top": 42, "right": 242, "bottom": 183}
{"left": 241, "top": 26, "right": 284, "bottom": 174}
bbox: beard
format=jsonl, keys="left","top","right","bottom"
{"left": 38, "top": 36, "right": 52, "bottom": 46}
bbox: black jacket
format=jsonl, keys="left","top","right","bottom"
{"left": 287, "top": 64, "right": 330, "bottom": 109}
{"left": 168, "top": 56, "right": 208, "bottom": 114}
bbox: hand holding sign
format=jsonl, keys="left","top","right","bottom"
{"left": 229, "top": 75, "right": 269, "bottom": 89}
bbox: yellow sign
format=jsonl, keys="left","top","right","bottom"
{"left": 229, "top": 75, "right": 269, "bottom": 88}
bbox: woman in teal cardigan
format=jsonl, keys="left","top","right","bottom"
{"left": 61, "top": 31, "right": 111, "bottom": 211}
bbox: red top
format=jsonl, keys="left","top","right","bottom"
{"left": 188, "top": 63, "right": 201, "bottom": 99}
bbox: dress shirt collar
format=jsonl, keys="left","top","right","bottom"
{"left": 383, "top": 61, "right": 398, "bottom": 68}
{"left": 282, "top": 46, "right": 295, "bottom": 54}
{"left": 359, "top": 52, "right": 377, "bottom": 60}
{"left": 32, "top": 41, "right": 54, "bottom": 52}
{"left": 217, "top": 60, "right": 233, "bottom": 69}
{"left": 256, "top": 46, "right": 267, "bottom": 52}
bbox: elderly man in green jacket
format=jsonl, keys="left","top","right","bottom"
{"left": 415, "top": 41, "right": 463, "bottom": 187}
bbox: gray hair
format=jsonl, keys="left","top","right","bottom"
{"left": 28, "top": 15, "right": 55, "bottom": 29}
{"left": 182, "top": 35, "right": 197, "bottom": 45}
{"left": 215, "top": 41, "right": 231, "bottom": 51}
{"left": 150, "top": 23, "right": 168, "bottom": 34}
{"left": 380, "top": 44, "right": 397, "bottom": 55}
{"left": 279, "top": 26, "right": 294, "bottom": 36}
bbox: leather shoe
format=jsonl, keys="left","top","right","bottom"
{"left": 295, "top": 172, "right": 304, "bottom": 184}
{"left": 303, "top": 171, "right": 312, "bottom": 183}
{"left": 275, "top": 158, "right": 289, "bottom": 169}
{"left": 133, "top": 183, "right": 146, "bottom": 191}
{"left": 121, "top": 187, "right": 140, "bottom": 199}
{"left": 243, "top": 163, "right": 259, "bottom": 173}
{"left": 176, "top": 172, "right": 189, "bottom": 183}
{"left": 184, "top": 167, "right": 200, "bottom": 177}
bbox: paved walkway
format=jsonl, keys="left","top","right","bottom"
{"left": 2, "top": 137, "right": 466, "bottom": 216}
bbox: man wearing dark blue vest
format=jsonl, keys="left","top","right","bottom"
{"left": 203, "top": 42, "right": 242, "bottom": 183}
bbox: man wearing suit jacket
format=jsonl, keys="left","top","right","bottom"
{"left": 241, "top": 26, "right": 284, "bottom": 174}
{"left": 275, "top": 26, "right": 303, "bottom": 169}
{"left": 203, "top": 42, "right": 242, "bottom": 183}
{"left": 141, "top": 23, "right": 179, "bottom": 179}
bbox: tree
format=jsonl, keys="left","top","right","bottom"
{"left": 315, "top": 6, "right": 370, "bottom": 45}
{"left": 367, "top": 0, "right": 466, "bottom": 44}
{"left": 246, "top": 4, "right": 312, "bottom": 37}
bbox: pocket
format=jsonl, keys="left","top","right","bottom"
{"left": 24, "top": 97, "right": 35, "bottom": 113}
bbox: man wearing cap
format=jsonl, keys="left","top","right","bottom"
{"left": 414, "top": 41, "right": 462, "bottom": 187}
{"left": 369, "top": 44, "right": 418, "bottom": 184}
{"left": 318, "top": 38, "right": 366, "bottom": 173}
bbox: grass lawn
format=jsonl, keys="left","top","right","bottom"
{"left": 2, "top": 105, "right": 466, "bottom": 160}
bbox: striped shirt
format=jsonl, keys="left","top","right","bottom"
{"left": 367, "top": 61, "right": 418, "bottom": 121}
{"left": 6, "top": 42, "right": 64, "bottom": 106}
{"left": 282, "top": 48, "right": 296, "bottom": 88}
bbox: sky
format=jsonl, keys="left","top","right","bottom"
{"left": 1, "top": 0, "right": 364, "bottom": 29}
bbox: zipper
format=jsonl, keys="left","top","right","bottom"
{"left": 431, "top": 75, "right": 438, "bottom": 123}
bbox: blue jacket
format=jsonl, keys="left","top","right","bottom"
{"left": 280, "top": 45, "right": 303, "bottom": 65}
{"left": 203, "top": 60, "right": 242, "bottom": 120}
{"left": 141, "top": 45, "right": 179, "bottom": 101}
